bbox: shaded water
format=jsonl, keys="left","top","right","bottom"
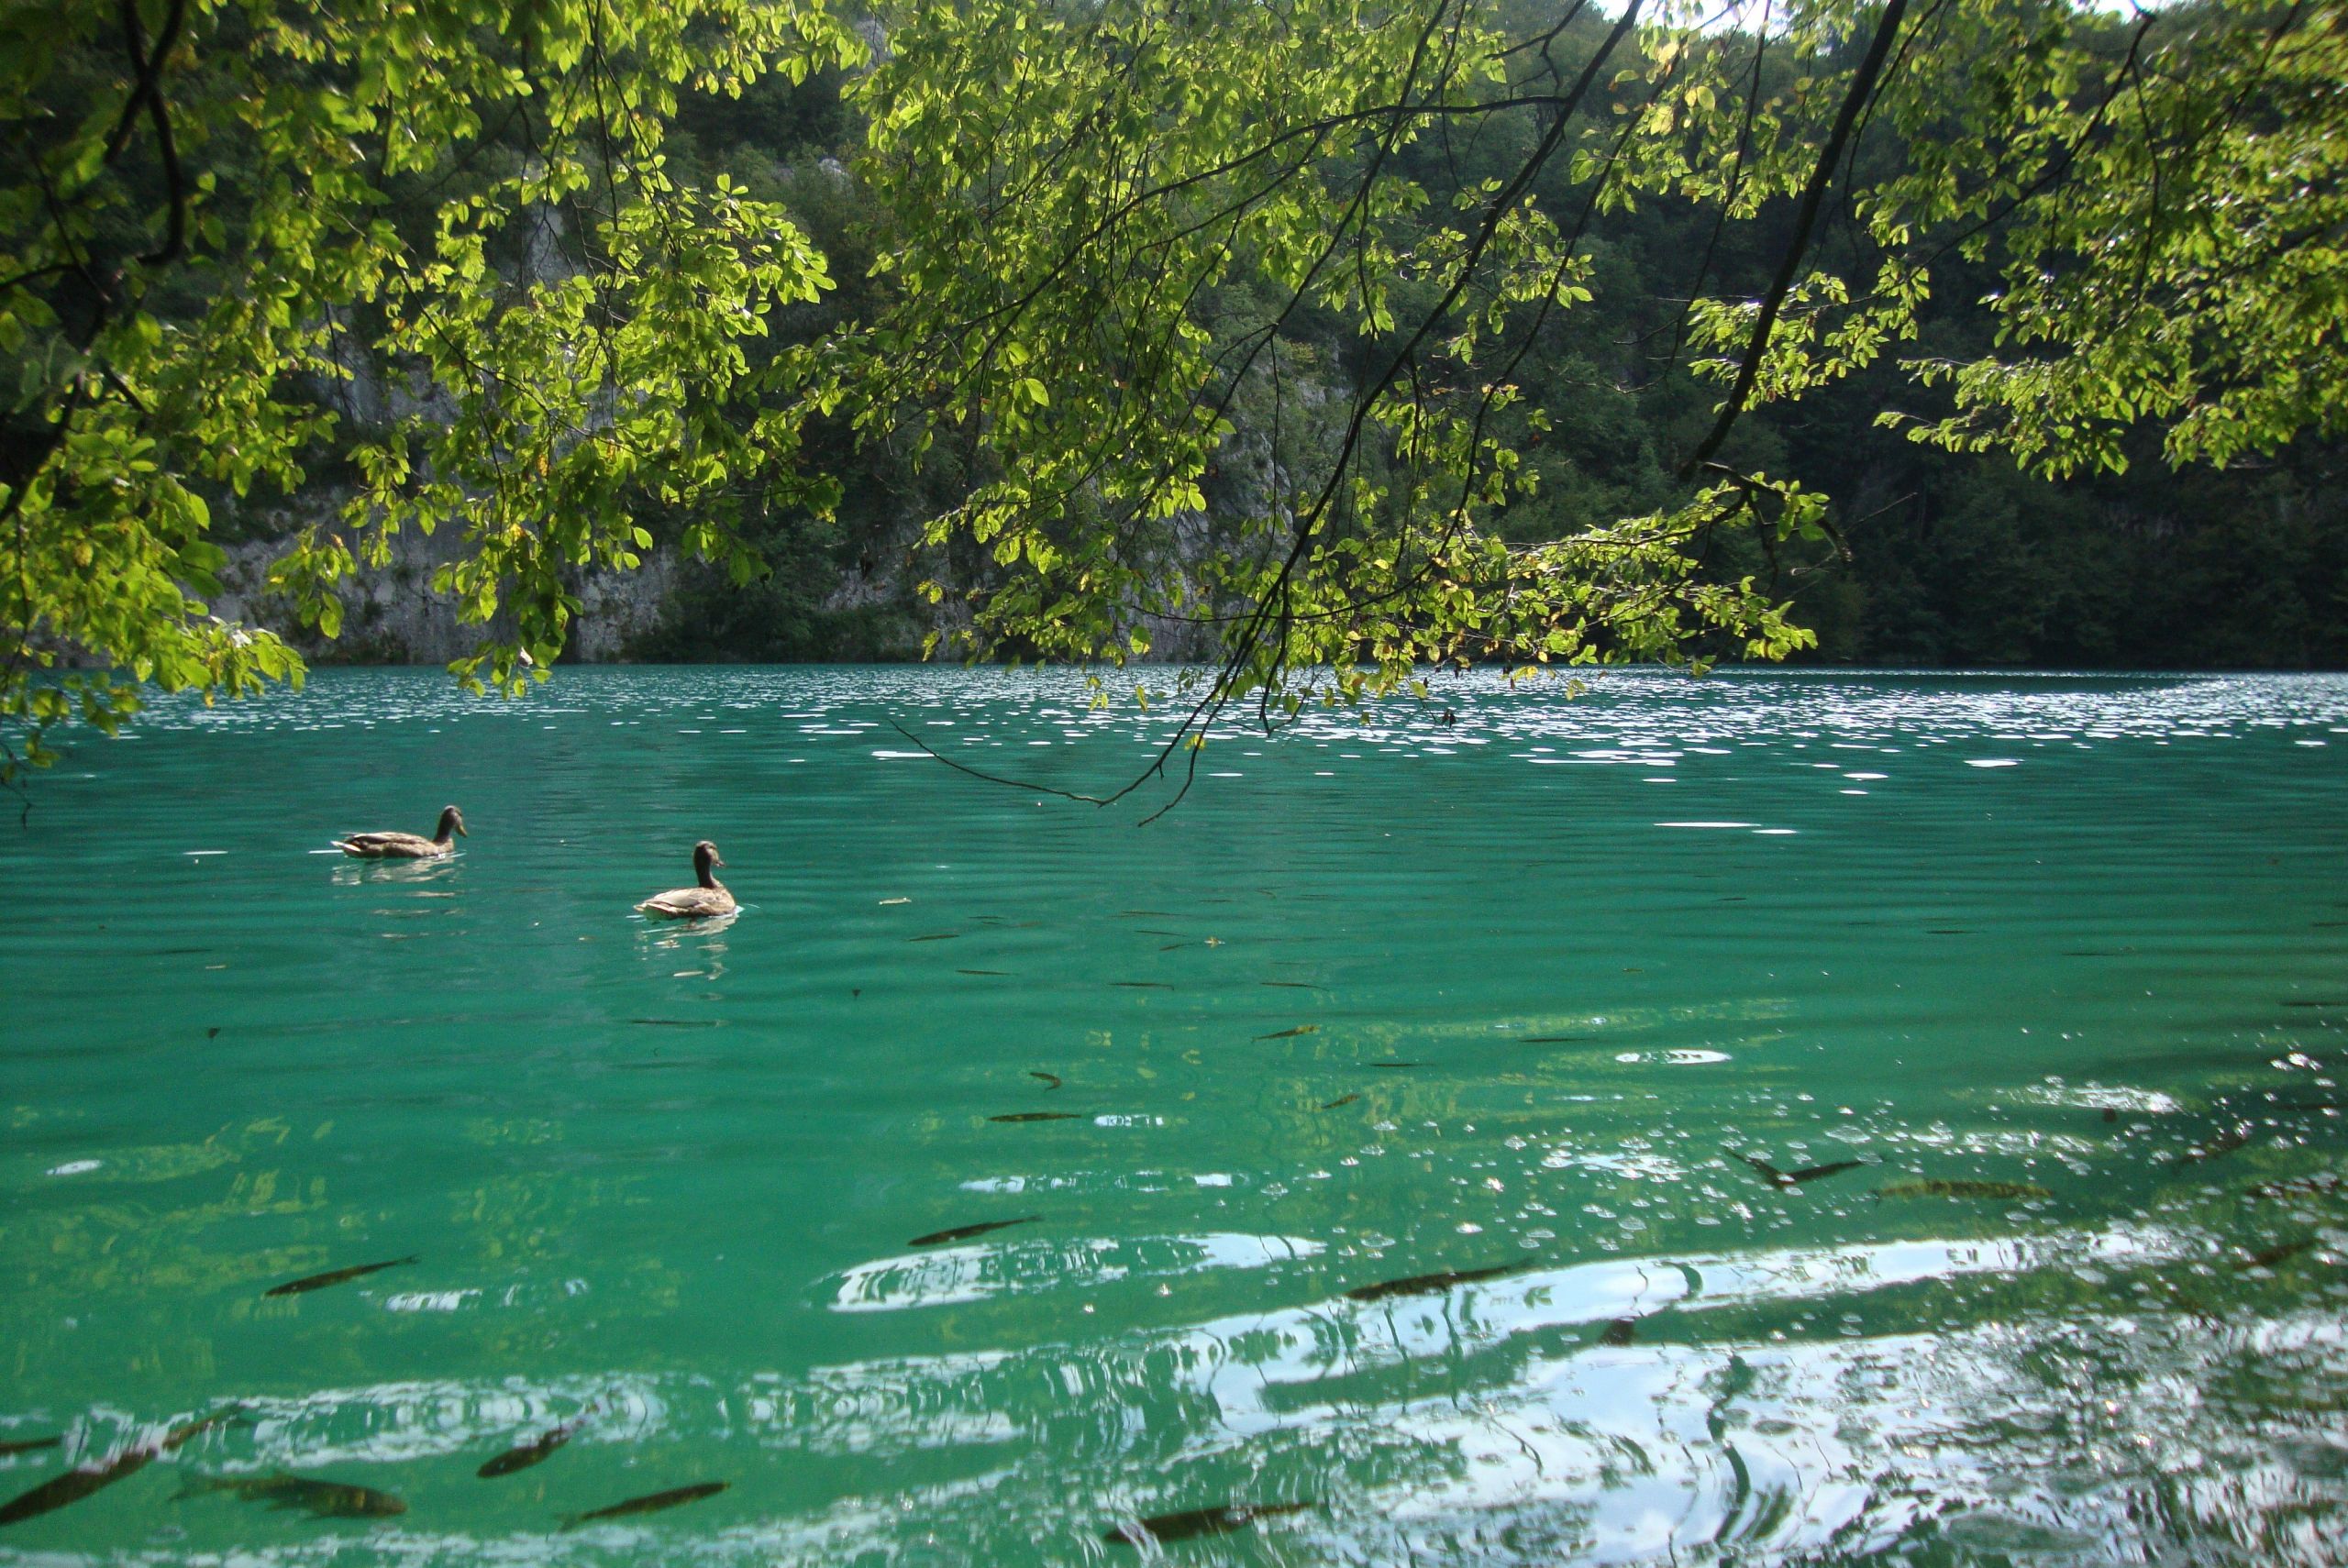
{"left": 2, "top": 667, "right": 2345, "bottom": 1566}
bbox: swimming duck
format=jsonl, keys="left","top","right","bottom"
{"left": 637, "top": 841, "right": 735, "bottom": 920}
{"left": 335, "top": 806, "right": 466, "bottom": 859}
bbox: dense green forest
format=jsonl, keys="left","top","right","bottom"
{"left": 619, "top": 19, "right": 2348, "bottom": 672}
{"left": 7, "top": 0, "right": 2346, "bottom": 772}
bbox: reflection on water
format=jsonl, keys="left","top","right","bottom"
{"left": 1, "top": 668, "right": 2344, "bottom": 1563}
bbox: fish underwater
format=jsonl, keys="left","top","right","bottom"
{"left": 265, "top": 1256, "right": 418, "bottom": 1297}
{"left": 1029, "top": 1072, "right": 1062, "bottom": 1089}
{"left": 479, "top": 1425, "right": 577, "bottom": 1479}
{"left": 560, "top": 1481, "right": 727, "bottom": 1529}
{"left": 1320, "top": 1093, "right": 1361, "bottom": 1110}
{"left": 1255, "top": 1026, "right": 1319, "bottom": 1040}
{"left": 989, "top": 1112, "right": 1084, "bottom": 1123}
{"left": 1876, "top": 1179, "right": 2052, "bottom": 1201}
{"left": 2, "top": 1451, "right": 157, "bottom": 1526}
{"left": 1599, "top": 1317, "right": 1639, "bottom": 1346}
{"left": 181, "top": 1474, "right": 405, "bottom": 1518}
{"left": 908, "top": 1216, "right": 1042, "bottom": 1247}
{"left": 0, "top": 1411, "right": 240, "bottom": 1527}
{"left": 2181, "top": 1122, "right": 2256, "bottom": 1164}
{"left": 1346, "top": 1263, "right": 1525, "bottom": 1302}
{"left": 1105, "top": 1501, "right": 1317, "bottom": 1546}
{"left": 2243, "top": 1173, "right": 2345, "bottom": 1201}
{"left": 2236, "top": 1237, "right": 2319, "bottom": 1271}
{"left": 1734, "top": 1154, "right": 1866, "bottom": 1187}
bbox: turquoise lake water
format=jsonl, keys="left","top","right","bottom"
{"left": 2, "top": 667, "right": 2344, "bottom": 1566}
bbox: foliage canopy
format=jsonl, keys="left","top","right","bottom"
{"left": 5, "top": 0, "right": 2343, "bottom": 791}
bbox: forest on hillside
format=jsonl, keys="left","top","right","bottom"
{"left": 8, "top": 0, "right": 2348, "bottom": 786}
{"left": 577, "top": 4, "right": 2348, "bottom": 671}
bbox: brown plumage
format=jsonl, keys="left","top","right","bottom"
{"left": 636, "top": 841, "right": 736, "bottom": 920}
{"left": 335, "top": 806, "right": 465, "bottom": 859}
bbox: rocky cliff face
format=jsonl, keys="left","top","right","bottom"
{"left": 209, "top": 506, "right": 678, "bottom": 667}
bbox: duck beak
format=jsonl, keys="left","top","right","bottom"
{"left": 457, "top": 822, "right": 469, "bottom": 837}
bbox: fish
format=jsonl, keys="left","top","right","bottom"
{"left": 908, "top": 1216, "right": 1042, "bottom": 1247}
{"left": 1876, "top": 1179, "right": 2052, "bottom": 1201}
{"left": 265, "top": 1255, "right": 418, "bottom": 1297}
{"left": 1261, "top": 981, "right": 1330, "bottom": 990}
{"left": 989, "top": 1112, "right": 1083, "bottom": 1123}
{"left": 1112, "top": 982, "right": 1173, "bottom": 989}
{"left": 0, "top": 1438, "right": 58, "bottom": 1456}
{"left": 1158, "top": 942, "right": 1187, "bottom": 950}
{"left": 559, "top": 1480, "right": 727, "bottom": 1529}
{"left": 181, "top": 1473, "right": 406, "bottom": 1518}
{"left": 1029, "top": 1072, "right": 1062, "bottom": 1089}
{"left": 2181, "top": 1122, "right": 2255, "bottom": 1164}
{"left": 1926, "top": 928, "right": 1976, "bottom": 935}
{"left": 2236, "top": 1237, "right": 2318, "bottom": 1271}
{"left": 1599, "top": 1317, "right": 1638, "bottom": 1346}
{"left": 1, "top": 1448, "right": 158, "bottom": 1526}
{"left": 958, "top": 969, "right": 1013, "bottom": 977}
{"left": 1255, "top": 1026, "right": 1319, "bottom": 1040}
{"left": 630, "top": 1019, "right": 719, "bottom": 1028}
{"left": 1134, "top": 930, "right": 1186, "bottom": 937}
{"left": 1734, "top": 1154, "right": 1865, "bottom": 1187}
{"left": 2243, "top": 1173, "right": 2345, "bottom": 1200}
{"left": 1115, "top": 911, "right": 1174, "bottom": 917}
{"left": 908, "top": 933, "right": 958, "bottom": 943}
{"left": 1105, "top": 1501, "right": 1317, "bottom": 1546}
{"left": 1346, "top": 1263, "right": 1524, "bottom": 1302}
{"left": 206, "top": 1027, "right": 220, "bottom": 1038}
{"left": 2281, "top": 1000, "right": 2342, "bottom": 1009}
{"left": 478, "top": 1424, "right": 577, "bottom": 1479}
{"left": 1369, "top": 1061, "right": 1423, "bottom": 1069}
{"left": 1320, "top": 1093, "right": 1361, "bottom": 1110}
{"left": 1521, "top": 1035, "right": 1595, "bottom": 1044}
{"left": 1, "top": 1413, "right": 240, "bottom": 1525}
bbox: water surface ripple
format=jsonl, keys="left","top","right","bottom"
{"left": 3, "top": 668, "right": 2344, "bottom": 1565}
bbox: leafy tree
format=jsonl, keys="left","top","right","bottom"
{"left": 1, "top": 0, "right": 857, "bottom": 772}
{"left": 6, "top": 0, "right": 2344, "bottom": 787}
{"left": 850, "top": 0, "right": 2348, "bottom": 801}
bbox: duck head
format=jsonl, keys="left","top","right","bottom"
{"left": 693, "top": 840, "right": 725, "bottom": 888}
{"left": 436, "top": 805, "right": 468, "bottom": 843}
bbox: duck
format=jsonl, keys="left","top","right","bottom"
{"left": 335, "top": 805, "right": 466, "bottom": 859}
{"left": 636, "top": 841, "right": 736, "bottom": 920}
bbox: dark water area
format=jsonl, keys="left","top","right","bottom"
{"left": 2, "top": 667, "right": 2343, "bottom": 1564}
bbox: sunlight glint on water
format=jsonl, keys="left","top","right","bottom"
{"left": 1, "top": 668, "right": 2344, "bottom": 1566}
